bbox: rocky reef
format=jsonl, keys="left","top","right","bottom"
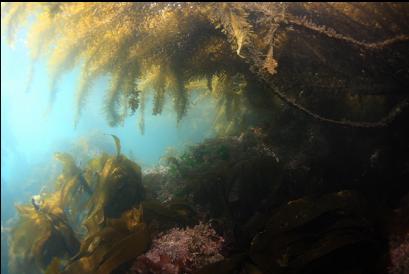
{"left": 4, "top": 128, "right": 408, "bottom": 274}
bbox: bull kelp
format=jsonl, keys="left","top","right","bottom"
{"left": 1, "top": 2, "right": 409, "bottom": 274}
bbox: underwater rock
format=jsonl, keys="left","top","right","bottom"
{"left": 250, "top": 190, "right": 379, "bottom": 274}
{"left": 141, "top": 199, "right": 197, "bottom": 232}
{"left": 142, "top": 166, "right": 172, "bottom": 201}
{"left": 387, "top": 193, "right": 409, "bottom": 274}
{"left": 194, "top": 253, "right": 248, "bottom": 274}
{"left": 131, "top": 223, "right": 224, "bottom": 274}
{"left": 161, "top": 132, "right": 283, "bottom": 221}
{"left": 388, "top": 232, "right": 409, "bottom": 274}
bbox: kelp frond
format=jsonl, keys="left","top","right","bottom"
{"left": 105, "top": 134, "right": 121, "bottom": 158}
{"left": 2, "top": 2, "right": 409, "bottom": 130}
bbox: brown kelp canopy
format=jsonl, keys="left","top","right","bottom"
{"left": 2, "top": 3, "right": 408, "bottom": 133}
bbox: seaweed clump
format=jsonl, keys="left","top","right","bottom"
{"left": 8, "top": 201, "right": 80, "bottom": 274}
{"left": 6, "top": 136, "right": 201, "bottom": 274}
{"left": 140, "top": 125, "right": 409, "bottom": 274}
{"left": 132, "top": 223, "right": 224, "bottom": 274}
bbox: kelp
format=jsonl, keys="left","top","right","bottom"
{"left": 54, "top": 152, "right": 92, "bottom": 196}
{"left": 60, "top": 172, "right": 198, "bottom": 274}
{"left": 105, "top": 134, "right": 121, "bottom": 158}
{"left": 249, "top": 191, "right": 378, "bottom": 273}
{"left": 44, "top": 258, "right": 63, "bottom": 274}
{"left": 96, "top": 224, "right": 150, "bottom": 274}
{"left": 53, "top": 152, "right": 93, "bottom": 231}
{"left": 7, "top": 135, "right": 155, "bottom": 274}
{"left": 61, "top": 135, "right": 143, "bottom": 230}
{"left": 85, "top": 154, "right": 144, "bottom": 223}
{"left": 2, "top": 3, "right": 408, "bottom": 133}
{"left": 6, "top": 127, "right": 407, "bottom": 274}
{"left": 9, "top": 203, "right": 80, "bottom": 274}
{"left": 63, "top": 198, "right": 199, "bottom": 274}
{"left": 3, "top": 5, "right": 408, "bottom": 269}
{"left": 63, "top": 207, "right": 150, "bottom": 274}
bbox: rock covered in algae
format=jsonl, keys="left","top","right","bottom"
{"left": 250, "top": 190, "right": 379, "bottom": 274}
{"left": 131, "top": 223, "right": 224, "bottom": 274}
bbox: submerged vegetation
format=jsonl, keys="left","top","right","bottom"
{"left": 5, "top": 128, "right": 409, "bottom": 273}
{"left": 2, "top": 2, "right": 409, "bottom": 274}
{"left": 2, "top": 3, "right": 409, "bottom": 133}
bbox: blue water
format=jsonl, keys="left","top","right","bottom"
{"left": 1, "top": 30, "right": 217, "bottom": 274}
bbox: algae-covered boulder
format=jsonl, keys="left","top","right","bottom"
{"left": 250, "top": 191, "right": 379, "bottom": 274}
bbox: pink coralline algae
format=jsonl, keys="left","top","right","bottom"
{"left": 388, "top": 232, "right": 409, "bottom": 274}
{"left": 132, "top": 223, "right": 224, "bottom": 274}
